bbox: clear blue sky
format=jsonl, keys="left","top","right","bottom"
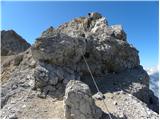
{"left": 1, "top": 1, "right": 159, "bottom": 68}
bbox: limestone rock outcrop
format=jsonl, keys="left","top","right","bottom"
{"left": 64, "top": 80, "right": 102, "bottom": 119}
{"left": 1, "top": 12, "right": 159, "bottom": 119}
{"left": 33, "top": 62, "right": 80, "bottom": 98}
{"left": 1, "top": 30, "right": 31, "bottom": 56}
{"left": 32, "top": 33, "right": 86, "bottom": 66}
{"left": 35, "top": 12, "right": 139, "bottom": 76}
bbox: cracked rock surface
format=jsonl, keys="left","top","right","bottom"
{"left": 1, "top": 12, "right": 159, "bottom": 119}
{"left": 64, "top": 80, "right": 102, "bottom": 119}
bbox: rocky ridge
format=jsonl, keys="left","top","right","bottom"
{"left": 1, "top": 30, "right": 31, "bottom": 56}
{"left": 1, "top": 12, "right": 159, "bottom": 119}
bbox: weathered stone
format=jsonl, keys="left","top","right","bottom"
{"left": 111, "top": 25, "right": 127, "bottom": 41}
{"left": 31, "top": 32, "right": 86, "bottom": 66}
{"left": 1, "top": 30, "right": 30, "bottom": 56}
{"left": 8, "top": 114, "right": 18, "bottom": 119}
{"left": 37, "top": 92, "right": 47, "bottom": 99}
{"left": 13, "top": 54, "right": 23, "bottom": 66}
{"left": 49, "top": 76, "right": 58, "bottom": 85}
{"left": 91, "top": 17, "right": 107, "bottom": 33}
{"left": 93, "top": 92, "right": 105, "bottom": 100}
{"left": 110, "top": 92, "right": 159, "bottom": 119}
{"left": 64, "top": 80, "right": 102, "bottom": 119}
{"left": 1, "top": 12, "right": 158, "bottom": 119}
{"left": 51, "top": 12, "right": 139, "bottom": 74}
{"left": 11, "top": 84, "right": 18, "bottom": 90}
{"left": 41, "top": 26, "right": 55, "bottom": 37}
{"left": 29, "top": 60, "right": 36, "bottom": 68}
{"left": 34, "top": 65, "right": 49, "bottom": 89}
{"left": 89, "top": 12, "right": 102, "bottom": 20}
{"left": 43, "top": 85, "right": 56, "bottom": 94}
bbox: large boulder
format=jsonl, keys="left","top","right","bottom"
{"left": 64, "top": 80, "right": 102, "bottom": 119}
{"left": 31, "top": 32, "right": 86, "bottom": 66}
{"left": 1, "top": 30, "right": 30, "bottom": 56}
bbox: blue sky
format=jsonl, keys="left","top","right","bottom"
{"left": 1, "top": 1, "right": 159, "bottom": 68}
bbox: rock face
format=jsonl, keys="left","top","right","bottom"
{"left": 64, "top": 80, "right": 102, "bottom": 119}
{"left": 82, "top": 65, "right": 159, "bottom": 114}
{"left": 33, "top": 62, "right": 80, "bottom": 98}
{"left": 32, "top": 33, "right": 86, "bottom": 66}
{"left": 33, "top": 12, "right": 139, "bottom": 76}
{"left": 1, "top": 49, "right": 36, "bottom": 109}
{"left": 1, "top": 12, "right": 159, "bottom": 119}
{"left": 1, "top": 30, "right": 30, "bottom": 56}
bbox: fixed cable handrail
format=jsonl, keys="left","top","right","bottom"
{"left": 82, "top": 52, "right": 112, "bottom": 119}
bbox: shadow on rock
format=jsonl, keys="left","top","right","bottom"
{"left": 81, "top": 66, "right": 159, "bottom": 113}
{"left": 101, "top": 111, "right": 127, "bottom": 119}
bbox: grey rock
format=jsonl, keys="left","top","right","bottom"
{"left": 29, "top": 60, "right": 36, "bottom": 68}
{"left": 44, "top": 85, "right": 56, "bottom": 93}
{"left": 40, "top": 12, "right": 139, "bottom": 75}
{"left": 10, "top": 100, "right": 16, "bottom": 104}
{"left": 31, "top": 32, "right": 86, "bottom": 66}
{"left": 22, "top": 104, "right": 26, "bottom": 108}
{"left": 1, "top": 12, "right": 158, "bottom": 119}
{"left": 41, "top": 26, "right": 55, "bottom": 37}
{"left": 49, "top": 77, "right": 58, "bottom": 85}
{"left": 1, "top": 30, "right": 30, "bottom": 56}
{"left": 111, "top": 25, "right": 127, "bottom": 41}
{"left": 13, "top": 54, "right": 23, "bottom": 66}
{"left": 37, "top": 92, "right": 47, "bottom": 99}
{"left": 34, "top": 65, "right": 49, "bottom": 88}
{"left": 8, "top": 114, "right": 18, "bottom": 119}
{"left": 112, "top": 92, "right": 159, "bottom": 119}
{"left": 31, "top": 13, "right": 157, "bottom": 114}
{"left": 89, "top": 12, "right": 102, "bottom": 20}
{"left": 11, "top": 84, "right": 18, "bottom": 90}
{"left": 63, "top": 79, "right": 70, "bottom": 85}
{"left": 93, "top": 92, "right": 105, "bottom": 100}
{"left": 32, "top": 62, "right": 78, "bottom": 95}
{"left": 64, "top": 80, "right": 102, "bottom": 119}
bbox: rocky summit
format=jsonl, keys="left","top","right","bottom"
{"left": 1, "top": 12, "right": 159, "bottom": 119}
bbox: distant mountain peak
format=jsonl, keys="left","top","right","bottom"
{"left": 1, "top": 29, "right": 31, "bottom": 56}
